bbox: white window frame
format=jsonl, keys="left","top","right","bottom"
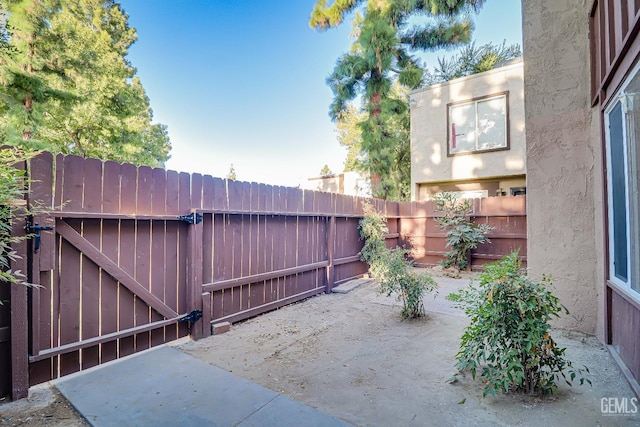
{"left": 604, "top": 61, "right": 640, "bottom": 298}
{"left": 447, "top": 91, "right": 510, "bottom": 156}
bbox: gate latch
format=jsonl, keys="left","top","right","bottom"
{"left": 179, "top": 310, "right": 203, "bottom": 324}
{"left": 25, "top": 221, "right": 54, "bottom": 253}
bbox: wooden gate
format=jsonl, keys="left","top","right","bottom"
{"left": 26, "top": 152, "right": 193, "bottom": 385}
{"left": 6, "top": 152, "right": 371, "bottom": 397}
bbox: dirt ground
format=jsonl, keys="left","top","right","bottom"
{"left": 179, "top": 271, "right": 639, "bottom": 427}
{"left": 2, "top": 270, "right": 639, "bottom": 426}
{"left": 0, "top": 386, "right": 87, "bottom": 427}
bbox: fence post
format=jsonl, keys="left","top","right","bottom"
{"left": 326, "top": 216, "right": 336, "bottom": 293}
{"left": 185, "top": 210, "right": 204, "bottom": 340}
{"left": 10, "top": 168, "right": 29, "bottom": 399}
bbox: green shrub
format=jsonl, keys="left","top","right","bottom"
{"left": 446, "top": 252, "right": 590, "bottom": 396}
{"left": 433, "top": 192, "right": 492, "bottom": 271}
{"left": 359, "top": 204, "right": 437, "bottom": 319}
{"left": 0, "top": 147, "right": 35, "bottom": 290}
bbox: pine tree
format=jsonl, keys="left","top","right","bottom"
{"left": 0, "top": 0, "right": 68, "bottom": 144}
{"left": 425, "top": 40, "right": 521, "bottom": 84}
{"left": 0, "top": 0, "right": 171, "bottom": 167}
{"left": 310, "top": 0, "right": 483, "bottom": 200}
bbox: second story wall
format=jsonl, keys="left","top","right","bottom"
{"left": 410, "top": 60, "right": 526, "bottom": 199}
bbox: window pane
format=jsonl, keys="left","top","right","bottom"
{"left": 609, "top": 102, "right": 628, "bottom": 282}
{"left": 626, "top": 86, "right": 640, "bottom": 291}
{"left": 477, "top": 97, "right": 507, "bottom": 150}
{"left": 450, "top": 103, "right": 476, "bottom": 153}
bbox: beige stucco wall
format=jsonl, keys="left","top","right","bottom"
{"left": 410, "top": 60, "right": 526, "bottom": 200}
{"left": 523, "top": 0, "right": 604, "bottom": 338}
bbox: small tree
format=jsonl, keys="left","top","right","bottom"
{"left": 446, "top": 252, "right": 591, "bottom": 397}
{"left": 320, "top": 164, "right": 332, "bottom": 176}
{"left": 359, "top": 204, "right": 437, "bottom": 318}
{"left": 433, "top": 192, "right": 492, "bottom": 271}
{"left": 226, "top": 163, "right": 237, "bottom": 181}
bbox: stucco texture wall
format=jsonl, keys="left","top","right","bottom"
{"left": 410, "top": 61, "right": 526, "bottom": 199}
{"left": 523, "top": 0, "right": 604, "bottom": 337}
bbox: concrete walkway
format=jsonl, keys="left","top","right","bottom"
{"left": 55, "top": 346, "right": 351, "bottom": 427}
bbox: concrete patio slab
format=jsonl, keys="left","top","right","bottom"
{"left": 55, "top": 346, "right": 350, "bottom": 427}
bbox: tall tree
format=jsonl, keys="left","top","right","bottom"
{"left": 337, "top": 82, "right": 410, "bottom": 199}
{"left": 0, "top": 0, "right": 68, "bottom": 143}
{"left": 425, "top": 40, "right": 521, "bottom": 84}
{"left": 311, "top": 0, "right": 483, "bottom": 200}
{"left": 0, "top": 0, "right": 171, "bottom": 167}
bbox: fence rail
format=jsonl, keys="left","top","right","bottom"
{"left": 2, "top": 152, "right": 526, "bottom": 400}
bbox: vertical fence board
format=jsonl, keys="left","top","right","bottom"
{"left": 80, "top": 158, "right": 103, "bottom": 369}
{"left": 30, "top": 152, "right": 55, "bottom": 271}
{"left": 164, "top": 170, "right": 180, "bottom": 342}
{"left": 150, "top": 168, "right": 167, "bottom": 347}
{"left": 228, "top": 180, "right": 242, "bottom": 211}
{"left": 118, "top": 163, "right": 137, "bottom": 357}
{"left": 58, "top": 221, "right": 82, "bottom": 376}
{"left": 202, "top": 213, "right": 213, "bottom": 284}
{"left": 213, "top": 178, "right": 227, "bottom": 211}
{"left": 134, "top": 167, "right": 153, "bottom": 351}
{"left": 8, "top": 158, "right": 29, "bottom": 399}
{"left": 188, "top": 174, "right": 204, "bottom": 336}
{"left": 266, "top": 215, "right": 276, "bottom": 303}
{"left": 28, "top": 271, "right": 53, "bottom": 385}
{"left": 177, "top": 172, "right": 190, "bottom": 337}
{"left": 100, "top": 161, "right": 121, "bottom": 363}
{"left": 28, "top": 152, "right": 54, "bottom": 384}
{"left": 58, "top": 156, "right": 84, "bottom": 376}
{"left": 202, "top": 175, "right": 214, "bottom": 211}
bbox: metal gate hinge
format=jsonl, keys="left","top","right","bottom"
{"left": 178, "top": 212, "right": 202, "bottom": 225}
{"left": 179, "top": 310, "right": 203, "bottom": 323}
{"left": 25, "top": 221, "right": 54, "bottom": 253}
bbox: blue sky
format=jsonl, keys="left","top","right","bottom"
{"left": 118, "top": 1, "right": 522, "bottom": 186}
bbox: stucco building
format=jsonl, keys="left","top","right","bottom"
{"left": 304, "top": 171, "right": 371, "bottom": 197}
{"left": 523, "top": 0, "right": 639, "bottom": 396}
{"left": 410, "top": 59, "right": 526, "bottom": 200}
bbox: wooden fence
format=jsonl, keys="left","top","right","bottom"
{"left": 2, "top": 152, "right": 526, "bottom": 400}
{"left": 397, "top": 196, "right": 527, "bottom": 270}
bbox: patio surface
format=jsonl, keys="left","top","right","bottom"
{"left": 54, "top": 345, "right": 349, "bottom": 426}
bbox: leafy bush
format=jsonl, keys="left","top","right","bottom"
{"left": 446, "top": 252, "right": 591, "bottom": 396}
{"left": 358, "top": 205, "right": 389, "bottom": 276}
{"left": 0, "top": 147, "right": 34, "bottom": 290}
{"left": 433, "top": 192, "right": 492, "bottom": 271}
{"left": 359, "top": 204, "right": 437, "bottom": 318}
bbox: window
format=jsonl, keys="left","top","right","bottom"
{"left": 604, "top": 62, "right": 640, "bottom": 296}
{"left": 510, "top": 187, "right": 526, "bottom": 196}
{"left": 447, "top": 92, "right": 509, "bottom": 156}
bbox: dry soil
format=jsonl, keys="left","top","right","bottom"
{"left": 1, "top": 270, "right": 639, "bottom": 426}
